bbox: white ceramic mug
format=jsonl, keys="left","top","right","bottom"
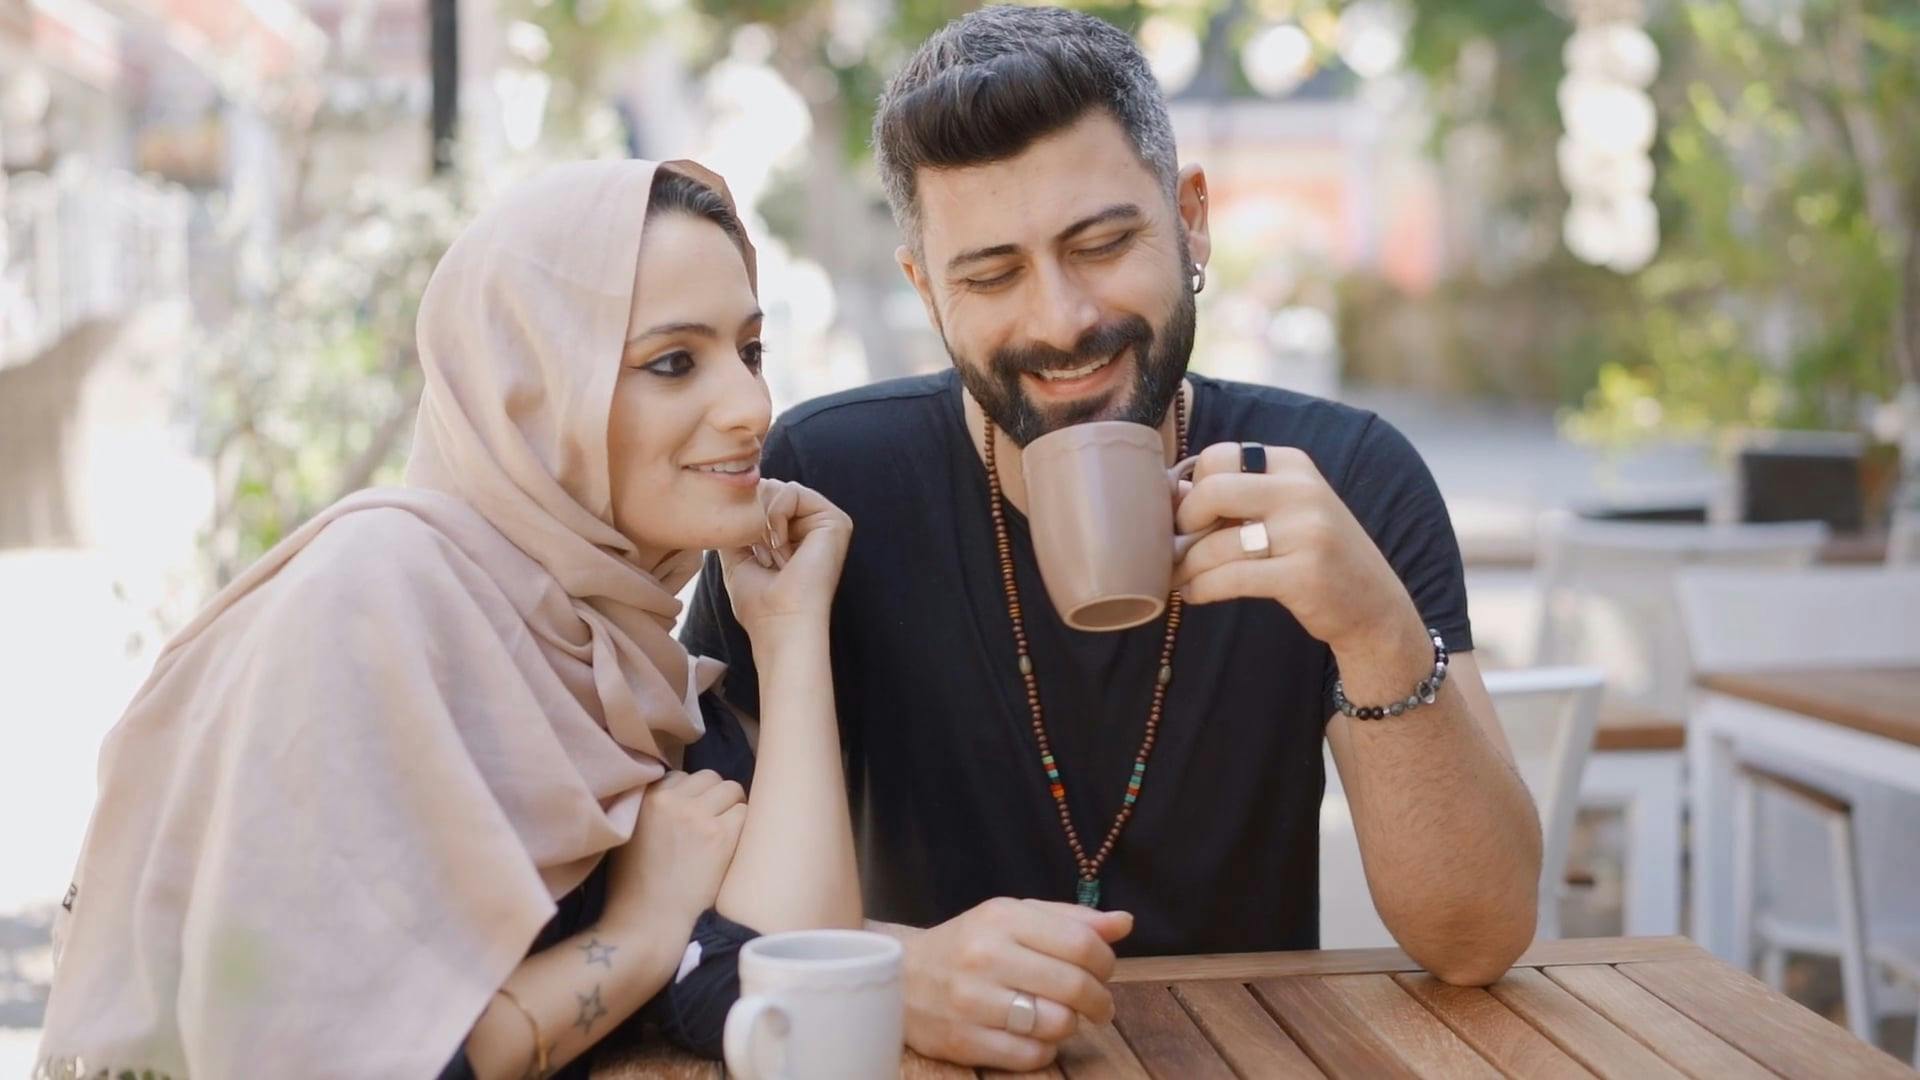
{"left": 722, "top": 929, "right": 904, "bottom": 1080}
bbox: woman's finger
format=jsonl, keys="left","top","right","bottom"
{"left": 767, "top": 483, "right": 801, "bottom": 551}
{"left": 678, "top": 769, "right": 724, "bottom": 795}
{"left": 693, "top": 777, "right": 746, "bottom": 813}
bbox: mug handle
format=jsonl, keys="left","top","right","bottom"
{"left": 1169, "top": 455, "right": 1215, "bottom": 562}
{"left": 724, "top": 995, "right": 791, "bottom": 1080}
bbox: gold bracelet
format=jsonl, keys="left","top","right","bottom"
{"left": 493, "top": 986, "right": 551, "bottom": 1078}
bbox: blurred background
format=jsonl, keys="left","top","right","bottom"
{"left": 3, "top": 0, "right": 1916, "bottom": 1069}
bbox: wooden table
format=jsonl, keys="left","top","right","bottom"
{"left": 1690, "top": 666, "right": 1920, "bottom": 961}
{"left": 593, "top": 937, "right": 1914, "bottom": 1078}
{"left": 1697, "top": 669, "right": 1920, "bottom": 749}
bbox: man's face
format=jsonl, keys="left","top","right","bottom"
{"left": 900, "top": 111, "right": 1210, "bottom": 446}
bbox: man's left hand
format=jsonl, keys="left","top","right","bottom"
{"left": 1172, "top": 441, "right": 1418, "bottom": 652}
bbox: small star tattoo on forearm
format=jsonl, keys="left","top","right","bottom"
{"left": 575, "top": 985, "right": 608, "bottom": 1034}
{"left": 578, "top": 936, "right": 617, "bottom": 968}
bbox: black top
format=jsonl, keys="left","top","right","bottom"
{"left": 682, "top": 370, "right": 1471, "bottom": 956}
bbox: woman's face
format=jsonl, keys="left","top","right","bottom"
{"left": 607, "top": 211, "right": 771, "bottom": 561}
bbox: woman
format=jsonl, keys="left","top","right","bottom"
{"left": 36, "top": 159, "right": 860, "bottom": 1080}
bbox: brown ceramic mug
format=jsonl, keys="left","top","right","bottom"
{"left": 1021, "top": 421, "right": 1220, "bottom": 632}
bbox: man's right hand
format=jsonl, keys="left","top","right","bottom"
{"left": 891, "top": 898, "right": 1135, "bottom": 1071}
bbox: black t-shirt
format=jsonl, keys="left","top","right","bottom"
{"left": 681, "top": 369, "right": 1471, "bottom": 956}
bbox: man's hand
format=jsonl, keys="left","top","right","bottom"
{"left": 889, "top": 898, "right": 1134, "bottom": 1071}
{"left": 1173, "top": 442, "right": 1420, "bottom": 654}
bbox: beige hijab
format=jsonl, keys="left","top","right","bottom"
{"left": 37, "top": 159, "right": 754, "bottom": 1080}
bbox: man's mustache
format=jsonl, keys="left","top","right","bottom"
{"left": 991, "top": 317, "right": 1153, "bottom": 377}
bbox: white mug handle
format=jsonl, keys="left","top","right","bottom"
{"left": 724, "top": 995, "right": 792, "bottom": 1080}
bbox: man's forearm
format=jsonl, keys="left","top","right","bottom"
{"left": 1327, "top": 616, "right": 1541, "bottom": 985}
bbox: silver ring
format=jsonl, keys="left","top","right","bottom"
{"left": 1239, "top": 520, "right": 1271, "bottom": 558}
{"left": 1005, "top": 991, "right": 1038, "bottom": 1036}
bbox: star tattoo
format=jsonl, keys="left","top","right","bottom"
{"left": 575, "top": 985, "right": 608, "bottom": 1033}
{"left": 578, "top": 936, "right": 617, "bottom": 969}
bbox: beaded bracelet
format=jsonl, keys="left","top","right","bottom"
{"left": 1332, "top": 628, "right": 1449, "bottom": 720}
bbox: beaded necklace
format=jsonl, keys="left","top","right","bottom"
{"left": 980, "top": 391, "right": 1189, "bottom": 908}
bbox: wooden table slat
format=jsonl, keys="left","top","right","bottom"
{"left": 1697, "top": 668, "right": 1920, "bottom": 749}
{"left": 1054, "top": 1020, "right": 1153, "bottom": 1080}
{"left": 1392, "top": 973, "right": 1599, "bottom": 1080}
{"left": 1169, "top": 980, "right": 1325, "bottom": 1079}
{"left": 981, "top": 1066, "right": 1065, "bottom": 1080}
{"left": 1486, "top": 969, "right": 1688, "bottom": 1080}
{"left": 1251, "top": 976, "right": 1424, "bottom": 1079}
{"left": 1542, "top": 964, "right": 1774, "bottom": 1080}
{"left": 1322, "top": 973, "right": 1506, "bottom": 1079}
{"left": 590, "top": 1040, "right": 723, "bottom": 1079}
{"left": 1108, "top": 983, "right": 1236, "bottom": 1079}
{"left": 1111, "top": 936, "right": 1701, "bottom": 984}
{"left": 1620, "top": 958, "right": 1915, "bottom": 1080}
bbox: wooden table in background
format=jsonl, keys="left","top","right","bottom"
{"left": 593, "top": 936, "right": 1914, "bottom": 1079}
{"left": 1696, "top": 668, "right": 1920, "bottom": 750}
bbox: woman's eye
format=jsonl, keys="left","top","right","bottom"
{"left": 741, "top": 341, "right": 766, "bottom": 373}
{"left": 641, "top": 351, "right": 695, "bottom": 377}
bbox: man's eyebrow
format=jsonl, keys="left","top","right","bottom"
{"left": 1057, "top": 203, "right": 1143, "bottom": 243}
{"left": 947, "top": 243, "right": 1022, "bottom": 275}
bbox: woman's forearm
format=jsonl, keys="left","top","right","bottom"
{"left": 716, "top": 624, "right": 862, "bottom": 931}
{"left": 463, "top": 907, "right": 691, "bottom": 1080}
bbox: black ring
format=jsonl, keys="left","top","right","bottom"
{"left": 1239, "top": 443, "right": 1267, "bottom": 474}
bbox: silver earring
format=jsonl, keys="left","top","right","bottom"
{"left": 1191, "top": 263, "right": 1207, "bottom": 295}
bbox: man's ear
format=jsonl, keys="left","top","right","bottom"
{"left": 1175, "top": 163, "right": 1212, "bottom": 271}
{"left": 896, "top": 244, "right": 942, "bottom": 330}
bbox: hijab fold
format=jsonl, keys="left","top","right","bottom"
{"left": 38, "top": 159, "right": 750, "bottom": 1080}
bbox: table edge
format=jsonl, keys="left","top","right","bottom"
{"left": 1111, "top": 936, "right": 1706, "bottom": 983}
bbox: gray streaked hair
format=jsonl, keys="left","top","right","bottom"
{"left": 872, "top": 5, "right": 1179, "bottom": 249}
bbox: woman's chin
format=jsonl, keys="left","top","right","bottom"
{"left": 661, "top": 511, "right": 769, "bottom": 556}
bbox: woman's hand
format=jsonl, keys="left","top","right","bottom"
{"left": 722, "top": 479, "right": 852, "bottom": 642}
{"left": 603, "top": 769, "right": 747, "bottom": 930}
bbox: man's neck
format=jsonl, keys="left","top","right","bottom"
{"left": 963, "top": 379, "right": 1192, "bottom": 517}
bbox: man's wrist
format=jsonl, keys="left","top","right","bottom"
{"left": 1329, "top": 606, "right": 1437, "bottom": 710}
{"left": 865, "top": 917, "right": 924, "bottom": 942}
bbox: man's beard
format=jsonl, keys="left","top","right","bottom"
{"left": 946, "top": 282, "right": 1197, "bottom": 448}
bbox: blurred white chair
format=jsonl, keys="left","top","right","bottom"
{"left": 1533, "top": 515, "right": 1829, "bottom": 936}
{"left": 1680, "top": 567, "right": 1920, "bottom": 1060}
{"left": 1534, "top": 516, "right": 1830, "bottom": 717}
{"left": 1890, "top": 510, "right": 1920, "bottom": 566}
{"left": 1320, "top": 666, "right": 1603, "bottom": 948}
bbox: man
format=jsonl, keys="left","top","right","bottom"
{"left": 683, "top": 5, "right": 1541, "bottom": 1070}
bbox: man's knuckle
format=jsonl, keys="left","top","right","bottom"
{"left": 954, "top": 935, "right": 996, "bottom": 972}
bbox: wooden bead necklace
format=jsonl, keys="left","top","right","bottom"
{"left": 981, "top": 390, "right": 1189, "bottom": 908}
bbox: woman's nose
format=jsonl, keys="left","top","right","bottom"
{"left": 707, "top": 351, "right": 773, "bottom": 437}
